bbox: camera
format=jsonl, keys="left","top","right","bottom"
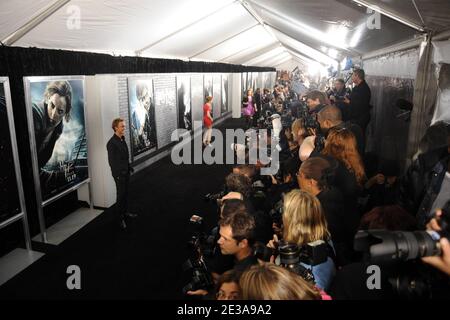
{"left": 182, "top": 258, "right": 214, "bottom": 295}
{"left": 353, "top": 201, "right": 450, "bottom": 299}
{"left": 182, "top": 215, "right": 217, "bottom": 295}
{"left": 354, "top": 201, "right": 450, "bottom": 263}
{"left": 254, "top": 240, "right": 329, "bottom": 283}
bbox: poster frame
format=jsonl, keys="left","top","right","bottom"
{"left": 127, "top": 76, "right": 158, "bottom": 162}
{"left": 24, "top": 75, "right": 92, "bottom": 242}
{"left": 0, "top": 77, "right": 32, "bottom": 250}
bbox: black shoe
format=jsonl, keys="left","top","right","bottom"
{"left": 125, "top": 212, "right": 138, "bottom": 218}
{"left": 120, "top": 219, "right": 127, "bottom": 230}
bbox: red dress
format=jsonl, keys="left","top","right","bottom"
{"left": 203, "top": 103, "right": 213, "bottom": 127}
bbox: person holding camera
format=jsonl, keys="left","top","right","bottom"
{"left": 328, "top": 79, "right": 351, "bottom": 116}
{"left": 239, "top": 263, "right": 325, "bottom": 300}
{"left": 217, "top": 211, "right": 258, "bottom": 273}
{"left": 107, "top": 118, "right": 137, "bottom": 230}
{"left": 316, "top": 105, "right": 365, "bottom": 157}
{"left": 304, "top": 90, "right": 328, "bottom": 115}
{"left": 297, "top": 157, "right": 360, "bottom": 266}
{"left": 268, "top": 189, "right": 336, "bottom": 290}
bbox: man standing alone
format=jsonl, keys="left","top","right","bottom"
{"left": 107, "top": 118, "right": 137, "bottom": 230}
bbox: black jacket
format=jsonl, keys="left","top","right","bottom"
{"left": 346, "top": 81, "right": 371, "bottom": 132}
{"left": 107, "top": 134, "right": 130, "bottom": 178}
{"left": 398, "top": 148, "right": 449, "bottom": 227}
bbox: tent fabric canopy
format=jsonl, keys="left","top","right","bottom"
{"left": 1, "top": 0, "right": 449, "bottom": 68}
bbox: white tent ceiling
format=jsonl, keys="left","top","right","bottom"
{"left": 1, "top": 0, "right": 449, "bottom": 69}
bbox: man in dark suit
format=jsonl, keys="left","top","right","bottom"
{"left": 343, "top": 68, "right": 371, "bottom": 134}
{"left": 107, "top": 118, "right": 137, "bottom": 230}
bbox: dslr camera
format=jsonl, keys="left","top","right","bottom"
{"left": 255, "top": 240, "right": 329, "bottom": 283}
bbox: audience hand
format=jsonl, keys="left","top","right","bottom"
{"left": 422, "top": 210, "right": 450, "bottom": 276}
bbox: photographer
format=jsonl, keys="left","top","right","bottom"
{"left": 239, "top": 263, "right": 324, "bottom": 300}
{"left": 217, "top": 211, "right": 258, "bottom": 273}
{"left": 328, "top": 79, "right": 351, "bottom": 116}
{"left": 268, "top": 189, "right": 336, "bottom": 291}
{"left": 304, "top": 90, "right": 328, "bottom": 115}
{"left": 398, "top": 121, "right": 450, "bottom": 228}
{"left": 223, "top": 173, "right": 273, "bottom": 244}
{"left": 297, "top": 157, "right": 358, "bottom": 265}
{"left": 317, "top": 105, "right": 365, "bottom": 157}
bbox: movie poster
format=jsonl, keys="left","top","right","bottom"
{"left": 26, "top": 77, "right": 88, "bottom": 202}
{"left": 251, "top": 72, "right": 259, "bottom": 91}
{"left": 263, "top": 72, "right": 271, "bottom": 90}
{"left": 128, "top": 78, "right": 157, "bottom": 159}
{"left": 191, "top": 75, "right": 204, "bottom": 128}
{"left": 221, "top": 75, "right": 228, "bottom": 114}
{"left": 213, "top": 74, "right": 221, "bottom": 119}
{"left": 246, "top": 72, "right": 252, "bottom": 94}
{"left": 154, "top": 75, "right": 177, "bottom": 149}
{"left": 241, "top": 72, "right": 247, "bottom": 98}
{"left": 177, "top": 76, "right": 192, "bottom": 131}
{"left": 0, "top": 80, "right": 21, "bottom": 222}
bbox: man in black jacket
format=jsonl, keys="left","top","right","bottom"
{"left": 343, "top": 69, "right": 371, "bottom": 134}
{"left": 398, "top": 121, "right": 450, "bottom": 228}
{"left": 107, "top": 118, "right": 137, "bottom": 230}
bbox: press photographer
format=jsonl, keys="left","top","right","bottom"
{"left": 264, "top": 189, "right": 337, "bottom": 291}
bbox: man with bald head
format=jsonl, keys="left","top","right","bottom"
{"left": 317, "top": 105, "right": 365, "bottom": 157}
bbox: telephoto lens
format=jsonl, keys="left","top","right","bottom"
{"left": 354, "top": 230, "right": 443, "bottom": 263}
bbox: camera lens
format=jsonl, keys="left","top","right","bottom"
{"left": 354, "top": 230, "right": 442, "bottom": 263}
{"left": 279, "top": 242, "right": 300, "bottom": 265}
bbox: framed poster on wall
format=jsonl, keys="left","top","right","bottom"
{"left": 24, "top": 76, "right": 89, "bottom": 204}
{"left": 153, "top": 75, "right": 177, "bottom": 149}
{"left": 241, "top": 72, "right": 247, "bottom": 98}
{"left": 213, "top": 74, "right": 221, "bottom": 119}
{"left": 191, "top": 75, "right": 204, "bottom": 129}
{"left": 177, "top": 76, "right": 192, "bottom": 131}
{"left": 127, "top": 78, "right": 157, "bottom": 160}
{"left": 221, "top": 75, "right": 228, "bottom": 114}
{"left": 0, "top": 77, "right": 31, "bottom": 247}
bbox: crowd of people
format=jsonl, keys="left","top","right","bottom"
{"left": 184, "top": 67, "right": 450, "bottom": 300}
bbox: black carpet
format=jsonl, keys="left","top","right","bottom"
{"left": 0, "top": 118, "right": 244, "bottom": 299}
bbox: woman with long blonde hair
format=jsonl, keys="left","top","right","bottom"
{"left": 322, "top": 127, "right": 366, "bottom": 187}
{"left": 240, "top": 263, "right": 322, "bottom": 300}
{"left": 280, "top": 189, "right": 336, "bottom": 290}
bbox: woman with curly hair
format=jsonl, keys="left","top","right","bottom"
{"left": 321, "top": 127, "right": 366, "bottom": 187}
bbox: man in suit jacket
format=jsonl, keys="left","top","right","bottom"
{"left": 107, "top": 118, "right": 137, "bottom": 230}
